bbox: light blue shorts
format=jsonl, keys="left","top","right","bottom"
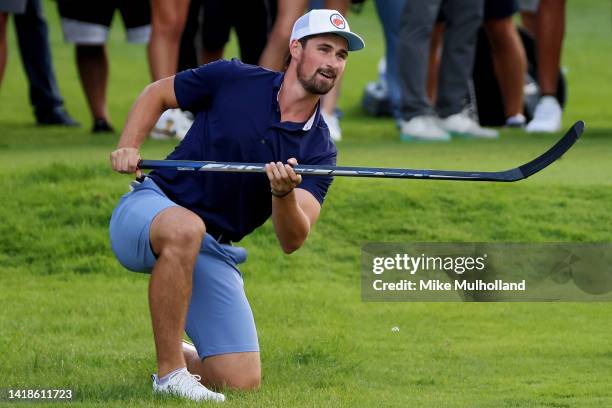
{"left": 109, "top": 178, "right": 259, "bottom": 359}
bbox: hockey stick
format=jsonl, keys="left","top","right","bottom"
{"left": 138, "top": 121, "right": 584, "bottom": 182}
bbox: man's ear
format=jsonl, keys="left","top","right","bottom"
{"left": 289, "top": 39, "right": 302, "bottom": 60}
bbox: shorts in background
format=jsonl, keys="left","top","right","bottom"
{"left": 485, "top": 0, "right": 518, "bottom": 20}
{"left": 57, "top": 0, "right": 151, "bottom": 44}
{"left": 0, "top": 0, "right": 26, "bottom": 13}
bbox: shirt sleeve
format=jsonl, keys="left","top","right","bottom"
{"left": 173, "top": 59, "right": 240, "bottom": 112}
{"left": 297, "top": 144, "right": 337, "bottom": 205}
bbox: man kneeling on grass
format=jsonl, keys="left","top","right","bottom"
{"left": 108, "top": 10, "right": 364, "bottom": 402}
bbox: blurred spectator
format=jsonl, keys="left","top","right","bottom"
{"left": 361, "top": 0, "right": 435, "bottom": 124}
{"left": 431, "top": 1, "right": 527, "bottom": 126}
{"left": 482, "top": 0, "right": 527, "bottom": 127}
{"left": 259, "top": 0, "right": 351, "bottom": 142}
{"left": 520, "top": 0, "right": 565, "bottom": 133}
{"left": 398, "top": 0, "right": 498, "bottom": 142}
{"left": 57, "top": 0, "right": 151, "bottom": 133}
{"left": 178, "top": 0, "right": 272, "bottom": 70}
{"left": 426, "top": 19, "right": 445, "bottom": 107}
{"left": 362, "top": 0, "right": 406, "bottom": 123}
{"left": 148, "top": 0, "right": 189, "bottom": 80}
{"left": 0, "top": 0, "right": 79, "bottom": 126}
{"left": 148, "top": 0, "right": 192, "bottom": 140}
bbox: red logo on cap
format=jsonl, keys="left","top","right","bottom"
{"left": 330, "top": 13, "right": 346, "bottom": 29}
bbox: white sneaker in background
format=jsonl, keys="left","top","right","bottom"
{"left": 505, "top": 113, "right": 526, "bottom": 128}
{"left": 322, "top": 112, "right": 342, "bottom": 142}
{"left": 399, "top": 115, "right": 450, "bottom": 142}
{"left": 525, "top": 96, "right": 562, "bottom": 133}
{"left": 173, "top": 110, "right": 193, "bottom": 141}
{"left": 150, "top": 109, "right": 193, "bottom": 140}
{"left": 438, "top": 112, "right": 499, "bottom": 139}
{"left": 152, "top": 367, "right": 225, "bottom": 402}
{"left": 364, "top": 79, "right": 388, "bottom": 101}
{"left": 150, "top": 109, "right": 176, "bottom": 140}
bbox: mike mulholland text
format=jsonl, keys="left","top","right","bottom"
{"left": 372, "top": 279, "right": 526, "bottom": 291}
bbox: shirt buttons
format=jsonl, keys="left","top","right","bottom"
{"left": 261, "top": 139, "right": 266, "bottom": 144}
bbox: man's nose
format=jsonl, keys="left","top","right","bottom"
{"left": 323, "top": 56, "right": 339, "bottom": 70}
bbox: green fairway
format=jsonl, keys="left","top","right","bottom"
{"left": 1, "top": 1, "right": 611, "bottom": 407}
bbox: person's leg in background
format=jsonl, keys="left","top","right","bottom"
{"left": 520, "top": 11, "right": 536, "bottom": 36}
{"left": 178, "top": 0, "right": 202, "bottom": 71}
{"left": 398, "top": 0, "right": 450, "bottom": 141}
{"left": 426, "top": 20, "right": 445, "bottom": 105}
{"left": 535, "top": 0, "right": 564, "bottom": 97}
{"left": 109, "top": 0, "right": 151, "bottom": 132}
{"left": 234, "top": 0, "right": 273, "bottom": 65}
{"left": 14, "top": 0, "right": 79, "bottom": 126}
{"left": 0, "top": 12, "right": 7, "bottom": 87}
{"left": 75, "top": 45, "right": 113, "bottom": 132}
{"left": 197, "top": 0, "right": 232, "bottom": 65}
{"left": 483, "top": 0, "right": 527, "bottom": 126}
{"left": 402, "top": 4, "right": 443, "bottom": 110}
{"left": 525, "top": 0, "right": 565, "bottom": 133}
{"left": 258, "top": 0, "right": 307, "bottom": 71}
{"left": 436, "top": 0, "right": 483, "bottom": 118}
{"left": 373, "top": 0, "right": 406, "bottom": 123}
{"left": 436, "top": 0, "right": 498, "bottom": 138}
{"left": 148, "top": 0, "right": 190, "bottom": 81}
{"left": 149, "top": 0, "right": 192, "bottom": 140}
{"left": 1, "top": 0, "right": 27, "bottom": 90}
{"left": 57, "top": 0, "right": 115, "bottom": 132}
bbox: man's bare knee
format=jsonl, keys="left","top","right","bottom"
{"left": 161, "top": 221, "right": 205, "bottom": 251}
{"left": 150, "top": 207, "right": 205, "bottom": 256}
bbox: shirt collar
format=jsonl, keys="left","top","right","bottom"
{"left": 302, "top": 106, "right": 317, "bottom": 131}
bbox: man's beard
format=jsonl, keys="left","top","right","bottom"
{"left": 297, "top": 60, "right": 336, "bottom": 95}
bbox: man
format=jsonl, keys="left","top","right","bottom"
{"left": 0, "top": 0, "right": 79, "bottom": 126}
{"left": 398, "top": 0, "right": 498, "bottom": 141}
{"left": 109, "top": 9, "right": 364, "bottom": 402}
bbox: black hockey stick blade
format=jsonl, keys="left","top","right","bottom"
{"left": 138, "top": 121, "right": 584, "bottom": 182}
{"left": 516, "top": 120, "right": 584, "bottom": 179}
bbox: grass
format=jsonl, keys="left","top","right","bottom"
{"left": 1, "top": 1, "right": 611, "bottom": 406}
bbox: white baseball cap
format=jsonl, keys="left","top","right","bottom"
{"left": 290, "top": 9, "right": 365, "bottom": 51}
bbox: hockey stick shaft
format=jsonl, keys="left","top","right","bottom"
{"left": 138, "top": 121, "right": 584, "bottom": 182}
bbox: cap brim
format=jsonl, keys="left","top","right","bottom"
{"left": 334, "top": 31, "right": 365, "bottom": 51}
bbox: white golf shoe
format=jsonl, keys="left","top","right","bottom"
{"left": 399, "top": 115, "right": 450, "bottom": 142}
{"left": 438, "top": 112, "right": 499, "bottom": 139}
{"left": 505, "top": 113, "right": 526, "bottom": 128}
{"left": 150, "top": 109, "right": 193, "bottom": 140}
{"left": 526, "top": 96, "right": 562, "bottom": 133}
{"left": 173, "top": 110, "right": 194, "bottom": 141}
{"left": 152, "top": 367, "right": 225, "bottom": 403}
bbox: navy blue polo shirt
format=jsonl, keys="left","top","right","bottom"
{"left": 149, "top": 59, "right": 337, "bottom": 243}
